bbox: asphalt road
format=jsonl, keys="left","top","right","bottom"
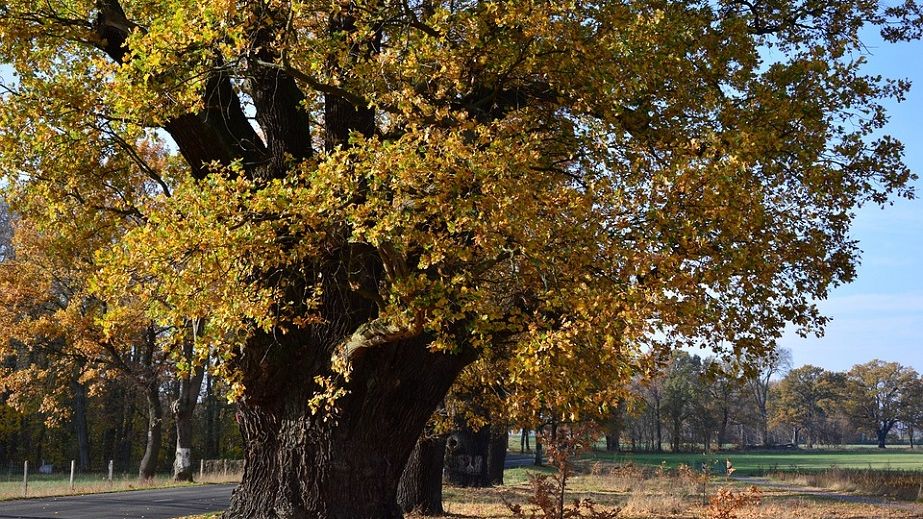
{"left": 0, "top": 455, "right": 539, "bottom": 519}
{"left": 0, "top": 484, "right": 236, "bottom": 519}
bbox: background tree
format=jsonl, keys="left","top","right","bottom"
{"left": 770, "top": 365, "right": 840, "bottom": 447}
{"left": 703, "top": 358, "right": 744, "bottom": 450}
{"left": 0, "top": 200, "right": 11, "bottom": 262}
{"left": 662, "top": 352, "right": 703, "bottom": 452}
{"left": 171, "top": 321, "right": 206, "bottom": 481}
{"left": 900, "top": 377, "right": 923, "bottom": 448}
{"left": 639, "top": 374, "right": 666, "bottom": 452}
{"left": 603, "top": 398, "right": 627, "bottom": 452}
{"left": 841, "top": 360, "right": 919, "bottom": 448}
{"left": 746, "top": 349, "right": 792, "bottom": 446}
{"left": 0, "top": 1, "right": 920, "bottom": 517}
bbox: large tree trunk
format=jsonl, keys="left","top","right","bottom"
{"left": 173, "top": 324, "right": 207, "bottom": 482}
{"left": 72, "top": 380, "right": 91, "bottom": 472}
{"left": 139, "top": 379, "right": 163, "bottom": 480}
{"left": 397, "top": 432, "right": 447, "bottom": 515}
{"left": 877, "top": 428, "right": 888, "bottom": 448}
{"left": 224, "top": 336, "right": 471, "bottom": 519}
{"left": 444, "top": 426, "right": 491, "bottom": 487}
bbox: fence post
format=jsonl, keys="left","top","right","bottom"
{"left": 199, "top": 459, "right": 204, "bottom": 481}
{"left": 223, "top": 458, "right": 228, "bottom": 477}
{"left": 22, "top": 460, "right": 28, "bottom": 498}
{"left": 70, "top": 460, "right": 76, "bottom": 491}
{"left": 108, "top": 460, "right": 113, "bottom": 483}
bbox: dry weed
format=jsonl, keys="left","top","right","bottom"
{"left": 706, "top": 486, "right": 762, "bottom": 519}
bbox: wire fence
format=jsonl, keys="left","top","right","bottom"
{"left": 1, "top": 458, "right": 244, "bottom": 499}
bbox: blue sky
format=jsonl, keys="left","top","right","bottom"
{"left": 778, "top": 31, "right": 923, "bottom": 373}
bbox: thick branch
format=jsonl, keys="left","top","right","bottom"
{"left": 92, "top": 0, "right": 267, "bottom": 178}
{"left": 324, "top": 5, "right": 377, "bottom": 151}
{"left": 340, "top": 320, "right": 421, "bottom": 361}
{"left": 245, "top": 8, "right": 314, "bottom": 177}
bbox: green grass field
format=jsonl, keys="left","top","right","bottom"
{"left": 507, "top": 432, "right": 923, "bottom": 475}
{"left": 586, "top": 448, "right": 923, "bottom": 475}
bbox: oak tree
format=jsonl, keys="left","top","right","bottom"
{"left": 770, "top": 365, "right": 841, "bottom": 448}
{"left": 745, "top": 348, "right": 792, "bottom": 446}
{"left": 0, "top": 0, "right": 920, "bottom": 517}
{"left": 841, "top": 360, "right": 919, "bottom": 448}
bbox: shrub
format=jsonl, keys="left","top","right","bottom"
{"left": 706, "top": 486, "right": 762, "bottom": 519}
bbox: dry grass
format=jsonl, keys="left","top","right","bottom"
{"left": 120, "top": 461, "right": 923, "bottom": 519}
{"left": 736, "top": 498, "right": 917, "bottom": 519}
{"left": 175, "top": 476, "right": 923, "bottom": 519}
{"left": 0, "top": 470, "right": 241, "bottom": 501}
{"left": 432, "top": 461, "right": 923, "bottom": 519}
{"left": 770, "top": 468, "right": 923, "bottom": 501}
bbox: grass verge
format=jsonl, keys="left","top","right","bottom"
{"left": 0, "top": 471, "right": 241, "bottom": 501}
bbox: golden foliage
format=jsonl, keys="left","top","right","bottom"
{"left": 0, "top": 0, "right": 918, "bottom": 409}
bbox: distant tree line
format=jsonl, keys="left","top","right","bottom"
{"left": 600, "top": 350, "right": 923, "bottom": 452}
{"left": 0, "top": 200, "right": 246, "bottom": 478}
{"left": 0, "top": 362, "right": 243, "bottom": 475}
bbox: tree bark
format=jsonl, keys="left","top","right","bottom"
{"left": 71, "top": 380, "right": 91, "bottom": 472}
{"left": 397, "top": 432, "right": 446, "bottom": 515}
{"left": 224, "top": 336, "right": 471, "bottom": 519}
{"left": 172, "top": 372, "right": 205, "bottom": 481}
{"left": 520, "top": 428, "right": 530, "bottom": 453}
{"left": 444, "top": 426, "right": 491, "bottom": 487}
{"left": 533, "top": 433, "right": 543, "bottom": 466}
{"left": 877, "top": 428, "right": 888, "bottom": 448}
{"left": 487, "top": 425, "right": 508, "bottom": 485}
{"left": 139, "top": 379, "right": 163, "bottom": 479}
